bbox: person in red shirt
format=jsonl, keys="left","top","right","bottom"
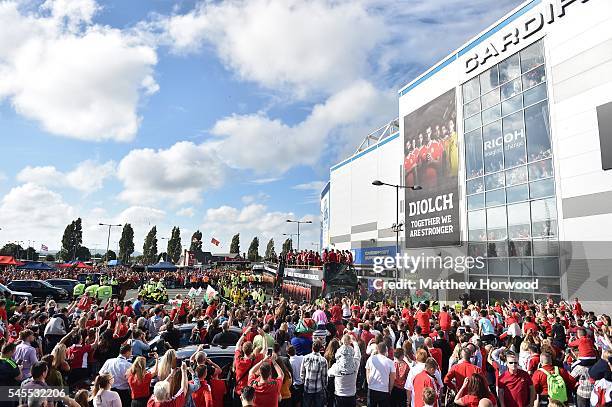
{"left": 127, "top": 355, "right": 158, "bottom": 405}
{"left": 330, "top": 299, "right": 342, "bottom": 324}
{"left": 569, "top": 328, "right": 598, "bottom": 364}
{"left": 411, "top": 358, "right": 440, "bottom": 407}
{"left": 147, "top": 362, "right": 188, "bottom": 407}
{"left": 76, "top": 292, "right": 94, "bottom": 311}
{"left": 191, "top": 365, "right": 213, "bottom": 407}
{"left": 424, "top": 338, "right": 442, "bottom": 371}
{"left": 360, "top": 323, "right": 375, "bottom": 346}
{"left": 248, "top": 354, "right": 284, "bottom": 407}
{"left": 438, "top": 307, "right": 451, "bottom": 337}
{"left": 497, "top": 352, "right": 535, "bottom": 407}
{"left": 234, "top": 331, "right": 264, "bottom": 397}
{"left": 522, "top": 316, "right": 539, "bottom": 335}
{"left": 453, "top": 373, "right": 497, "bottom": 407}
{"left": 573, "top": 297, "right": 584, "bottom": 317}
{"left": 532, "top": 352, "right": 576, "bottom": 405}
{"left": 0, "top": 300, "right": 8, "bottom": 328}
{"left": 444, "top": 348, "right": 486, "bottom": 391}
{"left": 415, "top": 303, "right": 432, "bottom": 336}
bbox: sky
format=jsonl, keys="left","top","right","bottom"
{"left": 0, "top": 0, "right": 523, "bottom": 255}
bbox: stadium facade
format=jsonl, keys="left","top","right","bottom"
{"left": 322, "top": 0, "right": 612, "bottom": 307}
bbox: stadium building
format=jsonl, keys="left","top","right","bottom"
{"left": 322, "top": 0, "right": 612, "bottom": 308}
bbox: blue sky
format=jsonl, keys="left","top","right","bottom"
{"left": 0, "top": 0, "right": 522, "bottom": 254}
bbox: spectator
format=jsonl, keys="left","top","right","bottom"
{"left": 248, "top": 354, "right": 284, "bottom": 407}
{"left": 328, "top": 334, "right": 362, "bottom": 407}
{"left": 14, "top": 329, "right": 38, "bottom": 379}
{"left": 531, "top": 352, "right": 576, "bottom": 405}
{"left": 234, "top": 330, "right": 264, "bottom": 398}
{"left": 444, "top": 347, "right": 485, "bottom": 391}
{"left": 99, "top": 343, "right": 133, "bottom": 407}
{"left": 148, "top": 362, "right": 189, "bottom": 407}
{"left": 127, "top": 354, "right": 158, "bottom": 407}
{"left": 131, "top": 329, "right": 151, "bottom": 357}
{"left": 411, "top": 358, "right": 440, "bottom": 407}
{"left": 390, "top": 348, "right": 409, "bottom": 407}
{"left": 241, "top": 385, "right": 256, "bottom": 407}
{"left": 454, "top": 373, "right": 496, "bottom": 407}
{"left": 92, "top": 373, "right": 121, "bottom": 407}
{"left": 365, "top": 342, "right": 396, "bottom": 407}
{"left": 0, "top": 342, "right": 21, "bottom": 385}
{"left": 287, "top": 345, "right": 304, "bottom": 407}
{"left": 301, "top": 339, "right": 328, "bottom": 407}
{"left": 497, "top": 351, "right": 535, "bottom": 407}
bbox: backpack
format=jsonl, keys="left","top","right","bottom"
{"left": 540, "top": 366, "right": 567, "bottom": 402}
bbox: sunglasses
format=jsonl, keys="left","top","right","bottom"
{"left": 507, "top": 361, "right": 518, "bottom": 365}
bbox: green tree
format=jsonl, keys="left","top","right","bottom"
{"left": 104, "top": 250, "right": 117, "bottom": 261}
{"left": 264, "top": 238, "right": 277, "bottom": 261}
{"left": 75, "top": 246, "right": 91, "bottom": 261}
{"left": 281, "top": 238, "right": 293, "bottom": 256}
{"left": 230, "top": 233, "right": 240, "bottom": 254}
{"left": 118, "top": 223, "right": 135, "bottom": 263}
{"left": 60, "top": 218, "right": 83, "bottom": 261}
{"left": 247, "top": 237, "right": 260, "bottom": 261}
{"left": 167, "top": 226, "right": 182, "bottom": 264}
{"left": 189, "top": 230, "right": 204, "bottom": 263}
{"left": 0, "top": 243, "right": 25, "bottom": 258}
{"left": 142, "top": 226, "right": 158, "bottom": 265}
{"left": 24, "top": 247, "right": 39, "bottom": 261}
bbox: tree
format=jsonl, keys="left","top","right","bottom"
{"left": 167, "top": 226, "right": 182, "bottom": 264}
{"left": 230, "top": 233, "right": 240, "bottom": 254}
{"left": 118, "top": 224, "right": 135, "bottom": 263}
{"left": 0, "top": 243, "right": 25, "bottom": 258}
{"left": 281, "top": 238, "right": 293, "bottom": 256}
{"left": 45, "top": 254, "right": 55, "bottom": 262}
{"left": 189, "top": 230, "right": 204, "bottom": 263}
{"left": 247, "top": 237, "right": 260, "bottom": 261}
{"left": 104, "top": 250, "right": 117, "bottom": 261}
{"left": 60, "top": 218, "right": 83, "bottom": 261}
{"left": 24, "top": 247, "right": 39, "bottom": 261}
{"left": 75, "top": 246, "right": 91, "bottom": 261}
{"left": 142, "top": 226, "right": 158, "bottom": 265}
{"left": 264, "top": 238, "right": 277, "bottom": 261}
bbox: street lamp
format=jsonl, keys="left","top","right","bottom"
{"left": 372, "top": 180, "right": 422, "bottom": 280}
{"left": 286, "top": 219, "right": 312, "bottom": 251}
{"left": 99, "top": 223, "right": 122, "bottom": 265}
{"left": 160, "top": 237, "right": 169, "bottom": 262}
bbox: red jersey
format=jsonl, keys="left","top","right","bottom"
{"left": 438, "top": 311, "right": 451, "bottom": 331}
{"left": 532, "top": 365, "right": 576, "bottom": 396}
{"left": 413, "top": 370, "right": 440, "bottom": 407}
{"left": 248, "top": 374, "right": 282, "bottom": 407}
{"left": 569, "top": 336, "right": 598, "bottom": 358}
{"left": 233, "top": 350, "right": 263, "bottom": 395}
{"left": 67, "top": 343, "right": 93, "bottom": 369}
{"left": 415, "top": 310, "right": 432, "bottom": 336}
{"left": 444, "top": 361, "right": 484, "bottom": 390}
{"left": 498, "top": 369, "right": 533, "bottom": 407}
{"left": 191, "top": 379, "right": 213, "bottom": 407}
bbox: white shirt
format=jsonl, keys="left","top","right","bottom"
{"left": 99, "top": 356, "right": 131, "bottom": 390}
{"left": 289, "top": 355, "right": 304, "bottom": 385}
{"left": 365, "top": 354, "right": 395, "bottom": 393}
{"left": 93, "top": 389, "right": 121, "bottom": 407}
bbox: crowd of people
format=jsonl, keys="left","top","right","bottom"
{"left": 0, "top": 264, "right": 609, "bottom": 407}
{"left": 283, "top": 249, "right": 353, "bottom": 268}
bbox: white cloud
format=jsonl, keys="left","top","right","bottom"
{"left": 117, "top": 141, "right": 227, "bottom": 205}
{"left": 241, "top": 192, "right": 270, "bottom": 205}
{"left": 293, "top": 181, "right": 326, "bottom": 192}
{"left": 250, "top": 177, "right": 281, "bottom": 185}
{"left": 159, "top": 0, "right": 386, "bottom": 97}
{"left": 0, "top": 183, "right": 76, "bottom": 248}
{"left": 202, "top": 203, "right": 317, "bottom": 253}
{"left": 17, "top": 160, "right": 116, "bottom": 193}
{"left": 176, "top": 207, "right": 195, "bottom": 217}
{"left": 0, "top": 0, "right": 158, "bottom": 141}
{"left": 211, "top": 80, "right": 395, "bottom": 173}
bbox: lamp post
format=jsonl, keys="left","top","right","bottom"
{"left": 99, "top": 223, "right": 122, "bottom": 265}
{"left": 372, "top": 180, "right": 422, "bottom": 280}
{"left": 160, "top": 237, "right": 169, "bottom": 262}
{"left": 286, "top": 220, "right": 312, "bottom": 251}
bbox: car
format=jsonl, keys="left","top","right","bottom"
{"left": 6, "top": 280, "right": 70, "bottom": 302}
{"left": 147, "top": 323, "right": 242, "bottom": 354}
{"left": 0, "top": 283, "right": 33, "bottom": 303}
{"left": 45, "top": 279, "right": 79, "bottom": 298}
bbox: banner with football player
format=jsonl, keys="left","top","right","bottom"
{"left": 403, "top": 88, "right": 460, "bottom": 248}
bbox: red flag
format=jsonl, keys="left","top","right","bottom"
{"left": 211, "top": 237, "right": 220, "bottom": 246}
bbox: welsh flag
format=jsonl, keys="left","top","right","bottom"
{"left": 211, "top": 237, "right": 220, "bottom": 246}
{"left": 204, "top": 285, "right": 218, "bottom": 304}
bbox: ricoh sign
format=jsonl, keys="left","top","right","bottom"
{"left": 464, "top": 0, "right": 592, "bottom": 74}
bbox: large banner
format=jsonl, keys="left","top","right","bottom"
{"left": 403, "top": 88, "right": 460, "bottom": 248}
{"left": 320, "top": 182, "right": 331, "bottom": 250}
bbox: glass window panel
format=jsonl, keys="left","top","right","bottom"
{"left": 486, "top": 189, "right": 505, "bottom": 207}
{"left": 528, "top": 159, "right": 553, "bottom": 181}
{"left": 481, "top": 88, "right": 501, "bottom": 110}
{"left": 525, "top": 102, "right": 551, "bottom": 161}
{"left": 468, "top": 243, "right": 487, "bottom": 259}
{"left": 532, "top": 238, "right": 559, "bottom": 256}
{"left": 467, "top": 177, "right": 484, "bottom": 194}
{"left": 530, "top": 178, "right": 555, "bottom": 199}
{"left": 464, "top": 98, "right": 481, "bottom": 118}
{"left": 483, "top": 121, "right": 504, "bottom": 173}
{"left": 502, "top": 111, "right": 527, "bottom": 168}
{"left": 485, "top": 173, "right": 505, "bottom": 190}
{"left": 499, "top": 53, "right": 521, "bottom": 84}
{"left": 488, "top": 258, "right": 508, "bottom": 275}
{"left": 520, "top": 41, "right": 545, "bottom": 73}
{"left": 464, "top": 113, "right": 482, "bottom": 133}
{"left": 488, "top": 240, "right": 509, "bottom": 257}
{"left": 465, "top": 129, "right": 484, "bottom": 179}
{"left": 523, "top": 82, "right": 547, "bottom": 106}
{"left": 469, "top": 275, "right": 484, "bottom": 285}
{"left": 489, "top": 290, "right": 510, "bottom": 301}
{"left": 509, "top": 240, "right": 532, "bottom": 256}
{"left": 486, "top": 206, "right": 507, "bottom": 240}
{"left": 531, "top": 198, "right": 557, "bottom": 238}
{"left": 463, "top": 76, "right": 480, "bottom": 103}
{"left": 538, "top": 278, "right": 561, "bottom": 294}
{"left": 502, "top": 94, "right": 523, "bottom": 116}
{"left": 533, "top": 258, "right": 559, "bottom": 277}
{"left": 507, "top": 202, "right": 531, "bottom": 240}
{"left": 482, "top": 104, "right": 501, "bottom": 125}
{"left": 501, "top": 78, "right": 522, "bottom": 100}
{"left": 506, "top": 184, "right": 529, "bottom": 203}
{"left": 468, "top": 210, "right": 487, "bottom": 241}
{"left": 506, "top": 166, "right": 527, "bottom": 186}
{"left": 468, "top": 194, "right": 485, "bottom": 211}
{"left": 480, "top": 66, "right": 499, "bottom": 93}
{"left": 522, "top": 65, "right": 546, "bottom": 90}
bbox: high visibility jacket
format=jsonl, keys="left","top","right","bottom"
{"left": 97, "top": 285, "right": 112, "bottom": 300}
{"left": 84, "top": 284, "right": 99, "bottom": 296}
{"left": 73, "top": 283, "right": 85, "bottom": 296}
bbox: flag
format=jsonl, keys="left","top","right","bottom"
{"left": 41, "top": 244, "right": 48, "bottom": 251}
{"left": 211, "top": 237, "right": 220, "bottom": 246}
{"left": 187, "top": 287, "right": 196, "bottom": 298}
{"left": 196, "top": 287, "right": 202, "bottom": 296}
{"left": 204, "top": 285, "right": 218, "bottom": 304}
